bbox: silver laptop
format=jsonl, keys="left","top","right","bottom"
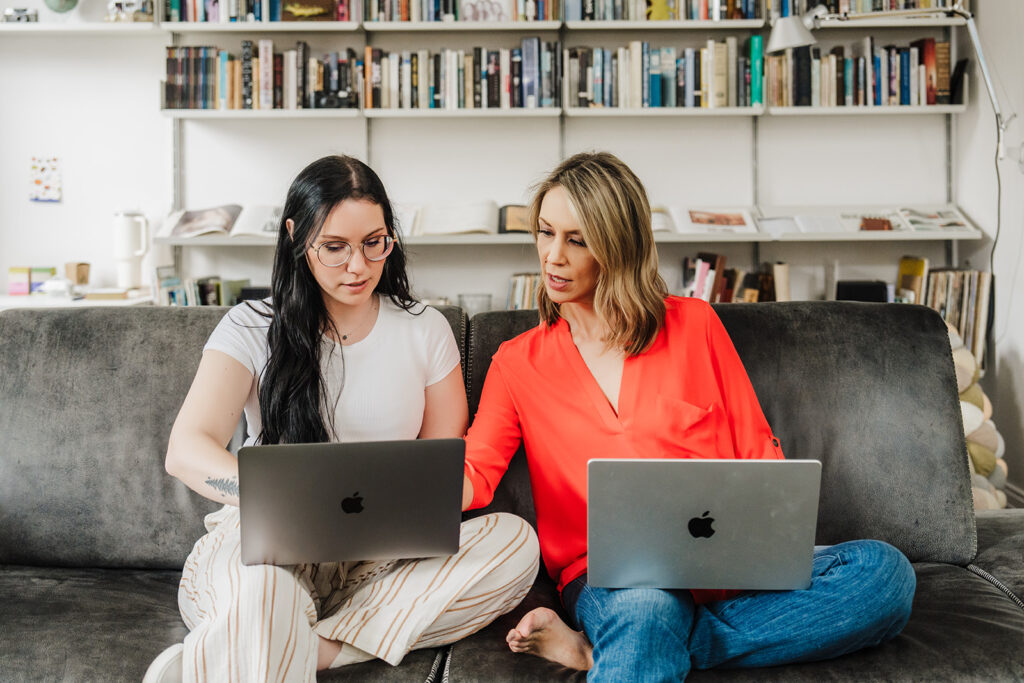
{"left": 237, "top": 439, "right": 465, "bottom": 566}
{"left": 587, "top": 459, "right": 821, "bottom": 590}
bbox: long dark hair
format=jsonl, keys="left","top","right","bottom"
{"left": 257, "top": 155, "right": 416, "bottom": 445}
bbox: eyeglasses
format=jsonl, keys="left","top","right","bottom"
{"left": 312, "top": 234, "right": 395, "bottom": 267}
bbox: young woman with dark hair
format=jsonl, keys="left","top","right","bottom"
{"left": 460, "top": 151, "right": 916, "bottom": 681}
{"left": 146, "top": 155, "right": 539, "bottom": 683}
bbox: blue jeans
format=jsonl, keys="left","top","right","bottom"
{"left": 563, "top": 540, "right": 916, "bottom": 682}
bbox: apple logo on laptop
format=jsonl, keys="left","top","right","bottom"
{"left": 688, "top": 511, "right": 715, "bottom": 538}
{"left": 341, "top": 492, "right": 364, "bottom": 514}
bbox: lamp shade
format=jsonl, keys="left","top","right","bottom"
{"left": 767, "top": 15, "right": 818, "bottom": 53}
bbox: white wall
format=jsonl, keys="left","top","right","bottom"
{"left": 2, "top": 10, "right": 1018, "bottom": 485}
{"left": 955, "top": 0, "right": 1024, "bottom": 492}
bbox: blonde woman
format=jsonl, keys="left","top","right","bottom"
{"left": 460, "top": 152, "right": 916, "bottom": 681}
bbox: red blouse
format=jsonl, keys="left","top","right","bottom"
{"left": 464, "top": 296, "right": 784, "bottom": 604}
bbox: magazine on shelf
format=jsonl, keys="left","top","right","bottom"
{"left": 668, "top": 207, "right": 758, "bottom": 235}
{"left": 836, "top": 209, "right": 911, "bottom": 233}
{"left": 159, "top": 204, "right": 282, "bottom": 239}
{"left": 412, "top": 200, "right": 499, "bottom": 236}
{"left": 897, "top": 206, "right": 972, "bottom": 233}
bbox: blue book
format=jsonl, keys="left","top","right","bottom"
{"left": 604, "top": 49, "right": 612, "bottom": 108}
{"left": 845, "top": 57, "right": 854, "bottom": 106}
{"left": 565, "top": 0, "right": 581, "bottom": 20}
{"left": 899, "top": 49, "right": 910, "bottom": 105}
{"left": 662, "top": 47, "right": 675, "bottom": 107}
{"left": 219, "top": 50, "right": 228, "bottom": 109}
{"left": 873, "top": 54, "right": 881, "bottom": 105}
{"left": 649, "top": 48, "right": 661, "bottom": 108}
{"left": 198, "top": 47, "right": 207, "bottom": 108}
{"left": 593, "top": 47, "right": 603, "bottom": 107}
{"left": 749, "top": 35, "right": 763, "bottom": 105}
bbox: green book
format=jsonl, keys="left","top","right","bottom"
{"left": 749, "top": 34, "right": 763, "bottom": 105}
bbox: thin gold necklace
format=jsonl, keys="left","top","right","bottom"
{"left": 340, "top": 296, "right": 379, "bottom": 342}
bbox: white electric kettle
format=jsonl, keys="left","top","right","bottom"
{"left": 113, "top": 210, "right": 149, "bottom": 289}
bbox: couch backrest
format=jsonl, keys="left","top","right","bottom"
{"left": 0, "top": 304, "right": 467, "bottom": 569}
{"left": 466, "top": 302, "right": 976, "bottom": 565}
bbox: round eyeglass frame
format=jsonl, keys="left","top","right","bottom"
{"left": 312, "top": 234, "right": 395, "bottom": 268}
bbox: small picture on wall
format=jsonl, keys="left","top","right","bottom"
{"left": 30, "top": 157, "right": 62, "bottom": 203}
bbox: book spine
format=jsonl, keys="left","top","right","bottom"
{"left": 684, "top": 47, "right": 695, "bottom": 107}
{"left": 297, "top": 41, "right": 308, "bottom": 109}
{"left": 500, "top": 48, "right": 511, "bottom": 109}
{"left": 511, "top": 48, "right": 522, "bottom": 108}
{"left": 899, "top": 48, "right": 909, "bottom": 105}
{"left": 935, "top": 40, "right": 950, "bottom": 105}
{"left": 473, "top": 47, "right": 483, "bottom": 108}
{"left": 522, "top": 37, "right": 539, "bottom": 109}
{"left": 258, "top": 39, "right": 273, "bottom": 110}
{"left": 648, "top": 47, "right": 659, "bottom": 107}
{"left": 283, "top": 50, "right": 296, "bottom": 109}
{"left": 240, "top": 41, "right": 253, "bottom": 109}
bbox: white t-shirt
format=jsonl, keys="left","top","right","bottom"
{"left": 204, "top": 296, "right": 461, "bottom": 447}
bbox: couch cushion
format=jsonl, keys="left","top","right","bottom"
{"left": 716, "top": 302, "right": 975, "bottom": 565}
{"left": 0, "top": 307, "right": 228, "bottom": 568}
{"left": 0, "top": 305, "right": 467, "bottom": 570}
{"left": 0, "top": 565, "right": 438, "bottom": 682}
{"left": 447, "top": 562, "right": 1024, "bottom": 681}
{"left": 465, "top": 304, "right": 976, "bottom": 565}
{"left": 465, "top": 310, "right": 541, "bottom": 525}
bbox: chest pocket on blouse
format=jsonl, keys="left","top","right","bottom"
{"left": 652, "top": 396, "right": 726, "bottom": 459}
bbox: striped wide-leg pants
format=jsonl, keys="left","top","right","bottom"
{"left": 178, "top": 505, "right": 539, "bottom": 682}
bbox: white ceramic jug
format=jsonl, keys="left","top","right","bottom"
{"left": 113, "top": 210, "right": 149, "bottom": 289}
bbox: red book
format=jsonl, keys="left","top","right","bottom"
{"left": 910, "top": 37, "right": 936, "bottom": 105}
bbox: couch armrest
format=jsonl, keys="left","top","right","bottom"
{"left": 972, "top": 509, "right": 1024, "bottom": 609}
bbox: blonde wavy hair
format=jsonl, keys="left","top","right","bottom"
{"left": 530, "top": 151, "right": 668, "bottom": 356}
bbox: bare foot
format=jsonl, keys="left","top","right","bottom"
{"left": 506, "top": 607, "right": 593, "bottom": 671}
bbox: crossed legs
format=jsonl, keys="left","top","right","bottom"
{"left": 508, "top": 540, "right": 916, "bottom": 681}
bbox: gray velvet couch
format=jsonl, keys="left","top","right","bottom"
{"left": 0, "top": 302, "right": 1022, "bottom": 682}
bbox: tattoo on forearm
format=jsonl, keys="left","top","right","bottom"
{"left": 206, "top": 476, "right": 239, "bottom": 498}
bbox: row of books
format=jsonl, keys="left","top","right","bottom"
{"left": 567, "top": 36, "right": 762, "bottom": 109}
{"left": 155, "top": 269, "right": 255, "bottom": 307}
{"left": 166, "top": 0, "right": 558, "bottom": 21}
{"left": 567, "top": 0, "right": 762, "bottom": 21}
{"left": 364, "top": 40, "right": 561, "bottom": 109}
{"left": 164, "top": 0, "right": 966, "bottom": 23}
{"left": 507, "top": 273, "right": 542, "bottom": 310}
{"left": 367, "top": 0, "right": 559, "bottom": 22}
{"left": 165, "top": 43, "right": 361, "bottom": 110}
{"left": 896, "top": 256, "right": 990, "bottom": 365}
{"left": 927, "top": 268, "right": 991, "bottom": 366}
{"left": 774, "top": 0, "right": 964, "bottom": 17}
{"left": 765, "top": 37, "right": 962, "bottom": 108}
{"left": 683, "top": 254, "right": 791, "bottom": 303}
{"left": 167, "top": 0, "right": 355, "bottom": 22}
